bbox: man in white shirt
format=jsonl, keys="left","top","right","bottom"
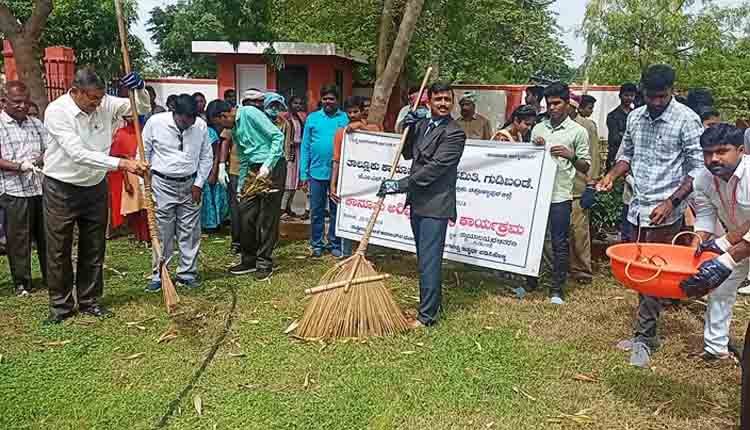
{"left": 143, "top": 94, "right": 213, "bottom": 292}
{"left": 43, "top": 68, "right": 149, "bottom": 324}
{"left": 684, "top": 124, "right": 750, "bottom": 361}
{"left": 0, "top": 81, "right": 52, "bottom": 297}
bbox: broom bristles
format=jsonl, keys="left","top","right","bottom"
{"left": 161, "top": 265, "right": 179, "bottom": 313}
{"left": 143, "top": 181, "right": 180, "bottom": 315}
{"left": 295, "top": 254, "right": 408, "bottom": 338}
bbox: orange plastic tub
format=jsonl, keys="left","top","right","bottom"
{"left": 606, "top": 241, "right": 718, "bottom": 299}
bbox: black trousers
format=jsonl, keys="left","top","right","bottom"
{"left": 228, "top": 174, "right": 241, "bottom": 247}
{"left": 239, "top": 161, "right": 286, "bottom": 271}
{"left": 0, "top": 194, "right": 47, "bottom": 289}
{"left": 43, "top": 176, "right": 107, "bottom": 317}
{"left": 410, "top": 215, "right": 449, "bottom": 326}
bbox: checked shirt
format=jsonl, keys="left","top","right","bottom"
{"left": 0, "top": 111, "right": 52, "bottom": 197}
{"left": 617, "top": 99, "right": 704, "bottom": 227}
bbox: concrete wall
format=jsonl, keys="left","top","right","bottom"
{"left": 147, "top": 78, "right": 219, "bottom": 107}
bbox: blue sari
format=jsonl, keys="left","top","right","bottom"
{"left": 201, "top": 127, "right": 230, "bottom": 229}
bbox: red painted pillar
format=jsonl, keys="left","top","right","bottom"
{"left": 505, "top": 87, "right": 524, "bottom": 121}
{"left": 3, "top": 40, "right": 18, "bottom": 81}
{"left": 43, "top": 46, "right": 76, "bottom": 101}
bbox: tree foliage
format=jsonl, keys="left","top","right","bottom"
{"left": 149, "top": 0, "right": 572, "bottom": 83}
{"left": 582, "top": 0, "right": 750, "bottom": 119}
{"left": 147, "top": 0, "right": 275, "bottom": 77}
{"left": 3, "top": 0, "right": 148, "bottom": 81}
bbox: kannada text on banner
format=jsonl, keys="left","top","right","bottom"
{"left": 335, "top": 131, "right": 557, "bottom": 276}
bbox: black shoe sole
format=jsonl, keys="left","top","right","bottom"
{"left": 254, "top": 272, "right": 273, "bottom": 281}
{"left": 229, "top": 267, "right": 257, "bottom": 275}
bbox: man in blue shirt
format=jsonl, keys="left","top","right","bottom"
{"left": 300, "top": 86, "right": 349, "bottom": 257}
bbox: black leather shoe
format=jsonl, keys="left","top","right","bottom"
{"left": 43, "top": 313, "right": 72, "bottom": 325}
{"left": 79, "top": 305, "right": 113, "bottom": 319}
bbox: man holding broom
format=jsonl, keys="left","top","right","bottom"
{"left": 228, "top": 91, "right": 285, "bottom": 280}
{"left": 43, "top": 68, "right": 149, "bottom": 323}
{"left": 377, "top": 82, "right": 467, "bottom": 328}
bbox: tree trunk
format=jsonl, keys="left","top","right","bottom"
{"left": 376, "top": 0, "right": 396, "bottom": 77}
{"left": 368, "top": 0, "right": 426, "bottom": 127}
{"left": 8, "top": 35, "right": 49, "bottom": 112}
{"left": 0, "top": 0, "right": 53, "bottom": 112}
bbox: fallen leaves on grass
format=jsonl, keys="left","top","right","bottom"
{"left": 401, "top": 350, "right": 417, "bottom": 355}
{"left": 474, "top": 341, "right": 483, "bottom": 351}
{"left": 547, "top": 409, "right": 595, "bottom": 424}
{"left": 653, "top": 399, "right": 673, "bottom": 416}
{"left": 227, "top": 352, "right": 246, "bottom": 358}
{"left": 43, "top": 340, "right": 72, "bottom": 347}
{"left": 238, "top": 383, "right": 258, "bottom": 391}
{"left": 303, "top": 372, "right": 310, "bottom": 389}
{"left": 284, "top": 320, "right": 299, "bottom": 334}
{"left": 193, "top": 394, "right": 203, "bottom": 416}
{"left": 157, "top": 328, "right": 178, "bottom": 344}
{"left": 123, "top": 352, "right": 145, "bottom": 360}
{"left": 572, "top": 373, "right": 599, "bottom": 383}
{"left": 512, "top": 386, "right": 537, "bottom": 401}
{"left": 249, "top": 320, "right": 260, "bottom": 325}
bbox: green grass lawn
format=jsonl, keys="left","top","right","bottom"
{"left": 0, "top": 234, "right": 744, "bottom": 429}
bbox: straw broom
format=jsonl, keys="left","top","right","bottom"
{"left": 294, "top": 67, "right": 433, "bottom": 339}
{"left": 114, "top": 0, "right": 179, "bottom": 314}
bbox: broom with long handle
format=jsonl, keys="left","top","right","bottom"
{"left": 114, "top": 0, "right": 179, "bottom": 314}
{"left": 295, "top": 67, "right": 433, "bottom": 339}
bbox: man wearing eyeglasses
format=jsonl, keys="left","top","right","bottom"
{"left": 143, "top": 94, "right": 213, "bottom": 292}
{"left": 43, "top": 67, "right": 150, "bottom": 324}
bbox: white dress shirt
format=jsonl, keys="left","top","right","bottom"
{"left": 43, "top": 90, "right": 150, "bottom": 187}
{"left": 693, "top": 155, "right": 750, "bottom": 238}
{"left": 142, "top": 112, "right": 213, "bottom": 188}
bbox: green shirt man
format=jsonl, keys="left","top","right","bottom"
{"left": 531, "top": 116, "right": 590, "bottom": 203}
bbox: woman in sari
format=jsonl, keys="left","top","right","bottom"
{"left": 108, "top": 115, "right": 150, "bottom": 242}
{"left": 281, "top": 95, "right": 307, "bottom": 218}
{"left": 201, "top": 100, "right": 231, "bottom": 231}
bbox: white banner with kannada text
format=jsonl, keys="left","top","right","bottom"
{"left": 335, "top": 131, "right": 557, "bottom": 276}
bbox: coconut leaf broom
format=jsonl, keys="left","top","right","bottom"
{"left": 294, "top": 67, "right": 433, "bottom": 338}
{"left": 115, "top": 0, "right": 179, "bottom": 314}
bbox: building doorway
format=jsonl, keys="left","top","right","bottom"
{"left": 277, "top": 66, "right": 308, "bottom": 105}
{"left": 236, "top": 64, "right": 267, "bottom": 95}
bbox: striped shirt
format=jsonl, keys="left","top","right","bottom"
{"left": 0, "top": 111, "right": 52, "bottom": 197}
{"left": 617, "top": 100, "right": 704, "bottom": 227}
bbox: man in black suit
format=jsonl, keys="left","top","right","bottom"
{"left": 378, "top": 82, "right": 467, "bottom": 328}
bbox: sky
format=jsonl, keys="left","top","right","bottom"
{"left": 133, "top": 0, "right": 593, "bottom": 62}
{"left": 132, "top": 0, "right": 741, "bottom": 65}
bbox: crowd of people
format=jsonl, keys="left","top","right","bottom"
{"left": 1, "top": 63, "right": 748, "bottom": 371}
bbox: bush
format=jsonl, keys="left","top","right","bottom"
{"left": 592, "top": 180, "right": 624, "bottom": 235}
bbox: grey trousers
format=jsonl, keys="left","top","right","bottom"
{"left": 151, "top": 175, "right": 201, "bottom": 282}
